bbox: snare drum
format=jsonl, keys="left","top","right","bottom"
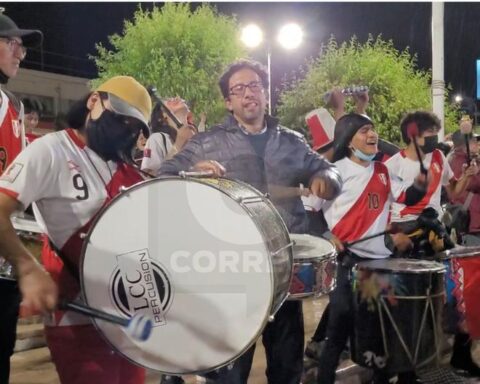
{"left": 81, "top": 177, "right": 293, "bottom": 374}
{"left": 288, "top": 234, "right": 336, "bottom": 299}
{"left": 437, "top": 246, "right": 480, "bottom": 338}
{"left": 351, "top": 258, "right": 445, "bottom": 373}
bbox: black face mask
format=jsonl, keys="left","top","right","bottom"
{"left": 86, "top": 110, "right": 139, "bottom": 163}
{"left": 420, "top": 135, "right": 438, "bottom": 154}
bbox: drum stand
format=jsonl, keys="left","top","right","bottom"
{"left": 376, "top": 287, "right": 444, "bottom": 370}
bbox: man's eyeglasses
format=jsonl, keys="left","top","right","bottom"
{"left": 0, "top": 38, "right": 27, "bottom": 58}
{"left": 229, "top": 81, "right": 264, "bottom": 96}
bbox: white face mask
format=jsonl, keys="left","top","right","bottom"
{"left": 351, "top": 145, "right": 376, "bottom": 162}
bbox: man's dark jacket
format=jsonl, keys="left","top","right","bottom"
{"left": 159, "top": 114, "right": 342, "bottom": 233}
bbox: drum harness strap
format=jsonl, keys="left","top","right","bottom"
{"left": 48, "top": 238, "right": 80, "bottom": 283}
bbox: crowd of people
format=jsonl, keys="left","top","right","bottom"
{"left": 1, "top": 10, "right": 480, "bottom": 384}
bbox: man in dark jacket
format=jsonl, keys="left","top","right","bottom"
{"left": 159, "top": 59, "right": 342, "bottom": 384}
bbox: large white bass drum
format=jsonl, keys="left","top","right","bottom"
{"left": 80, "top": 177, "right": 293, "bottom": 374}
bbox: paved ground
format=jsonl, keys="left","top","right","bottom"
{"left": 10, "top": 297, "right": 480, "bottom": 384}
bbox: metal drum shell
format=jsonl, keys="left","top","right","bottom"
{"left": 80, "top": 177, "right": 293, "bottom": 374}
{"left": 351, "top": 258, "right": 446, "bottom": 373}
{"left": 288, "top": 234, "right": 337, "bottom": 300}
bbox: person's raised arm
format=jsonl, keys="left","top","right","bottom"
{"left": 0, "top": 192, "right": 57, "bottom": 312}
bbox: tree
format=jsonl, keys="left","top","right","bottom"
{"left": 277, "top": 35, "right": 458, "bottom": 144}
{"left": 92, "top": 3, "right": 246, "bottom": 124}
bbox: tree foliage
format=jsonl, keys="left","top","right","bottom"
{"left": 92, "top": 3, "right": 246, "bottom": 124}
{"left": 277, "top": 35, "right": 458, "bottom": 144}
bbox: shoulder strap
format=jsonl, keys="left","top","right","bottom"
{"left": 160, "top": 132, "right": 168, "bottom": 149}
{"left": 47, "top": 238, "right": 80, "bottom": 283}
{"left": 2, "top": 88, "right": 21, "bottom": 114}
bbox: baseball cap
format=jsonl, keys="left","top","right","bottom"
{"left": 332, "top": 113, "right": 374, "bottom": 162}
{"left": 451, "top": 129, "right": 480, "bottom": 148}
{"left": 95, "top": 76, "right": 152, "bottom": 135}
{"left": 0, "top": 13, "right": 43, "bottom": 47}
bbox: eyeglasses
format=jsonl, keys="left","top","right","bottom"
{"left": 229, "top": 81, "right": 264, "bottom": 96}
{"left": 0, "top": 38, "right": 27, "bottom": 58}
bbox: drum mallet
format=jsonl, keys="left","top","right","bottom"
{"left": 406, "top": 122, "right": 428, "bottom": 176}
{"left": 59, "top": 299, "right": 153, "bottom": 341}
{"left": 343, "top": 223, "right": 401, "bottom": 248}
{"left": 147, "top": 85, "right": 183, "bottom": 129}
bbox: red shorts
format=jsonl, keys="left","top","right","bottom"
{"left": 45, "top": 324, "right": 145, "bottom": 384}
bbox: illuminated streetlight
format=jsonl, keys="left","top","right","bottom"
{"left": 241, "top": 24, "right": 263, "bottom": 48}
{"left": 277, "top": 23, "right": 303, "bottom": 50}
{"left": 455, "top": 94, "right": 463, "bottom": 104}
{"left": 241, "top": 22, "right": 303, "bottom": 114}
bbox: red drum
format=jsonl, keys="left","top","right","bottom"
{"left": 437, "top": 246, "right": 480, "bottom": 338}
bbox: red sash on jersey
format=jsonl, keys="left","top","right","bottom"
{"left": 0, "top": 101, "right": 22, "bottom": 175}
{"left": 332, "top": 162, "right": 390, "bottom": 242}
{"left": 42, "top": 163, "right": 144, "bottom": 323}
{"left": 399, "top": 150, "right": 443, "bottom": 217}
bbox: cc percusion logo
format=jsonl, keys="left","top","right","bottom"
{"left": 110, "top": 249, "right": 172, "bottom": 327}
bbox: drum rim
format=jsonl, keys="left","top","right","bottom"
{"left": 354, "top": 258, "right": 446, "bottom": 274}
{"left": 290, "top": 233, "right": 337, "bottom": 261}
{"left": 79, "top": 176, "right": 293, "bottom": 373}
{"left": 437, "top": 245, "right": 480, "bottom": 260}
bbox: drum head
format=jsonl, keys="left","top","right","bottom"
{"left": 81, "top": 178, "right": 279, "bottom": 374}
{"left": 356, "top": 258, "right": 445, "bottom": 274}
{"left": 290, "top": 234, "right": 335, "bottom": 261}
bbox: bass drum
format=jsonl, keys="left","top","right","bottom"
{"left": 80, "top": 177, "right": 292, "bottom": 374}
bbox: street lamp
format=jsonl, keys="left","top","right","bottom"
{"left": 454, "top": 93, "right": 478, "bottom": 127}
{"left": 241, "top": 23, "right": 303, "bottom": 115}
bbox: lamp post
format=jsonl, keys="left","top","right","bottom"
{"left": 241, "top": 23, "right": 303, "bottom": 115}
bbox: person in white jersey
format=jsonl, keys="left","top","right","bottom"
{"left": 0, "top": 12, "right": 43, "bottom": 384}
{"left": 315, "top": 113, "right": 428, "bottom": 384}
{"left": 0, "top": 75, "right": 152, "bottom": 384}
{"left": 385, "top": 111, "right": 477, "bottom": 257}
{"left": 385, "top": 111, "right": 480, "bottom": 378}
{"left": 141, "top": 97, "right": 196, "bottom": 176}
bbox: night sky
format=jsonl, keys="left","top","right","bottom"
{"left": 4, "top": 2, "right": 480, "bottom": 104}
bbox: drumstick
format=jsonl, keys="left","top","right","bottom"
{"left": 460, "top": 118, "right": 473, "bottom": 165}
{"left": 147, "top": 86, "right": 183, "bottom": 129}
{"left": 59, "top": 299, "right": 152, "bottom": 341}
{"left": 343, "top": 223, "right": 401, "bottom": 248}
{"left": 406, "top": 123, "right": 428, "bottom": 176}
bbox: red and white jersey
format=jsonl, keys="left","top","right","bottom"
{"left": 0, "top": 90, "right": 24, "bottom": 175}
{"left": 323, "top": 158, "right": 408, "bottom": 258}
{"left": 0, "top": 128, "right": 144, "bottom": 326}
{"left": 385, "top": 149, "right": 454, "bottom": 222}
{"left": 141, "top": 132, "right": 173, "bottom": 176}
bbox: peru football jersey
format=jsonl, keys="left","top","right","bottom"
{"left": 0, "top": 128, "right": 144, "bottom": 326}
{"left": 141, "top": 132, "right": 173, "bottom": 175}
{"left": 0, "top": 90, "right": 24, "bottom": 175}
{"left": 385, "top": 149, "right": 454, "bottom": 222}
{"left": 323, "top": 157, "right": 408, "bottom": 258}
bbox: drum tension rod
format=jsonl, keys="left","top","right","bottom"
{"left": 236, "top": 196, "right": 265, "bottom": 204}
